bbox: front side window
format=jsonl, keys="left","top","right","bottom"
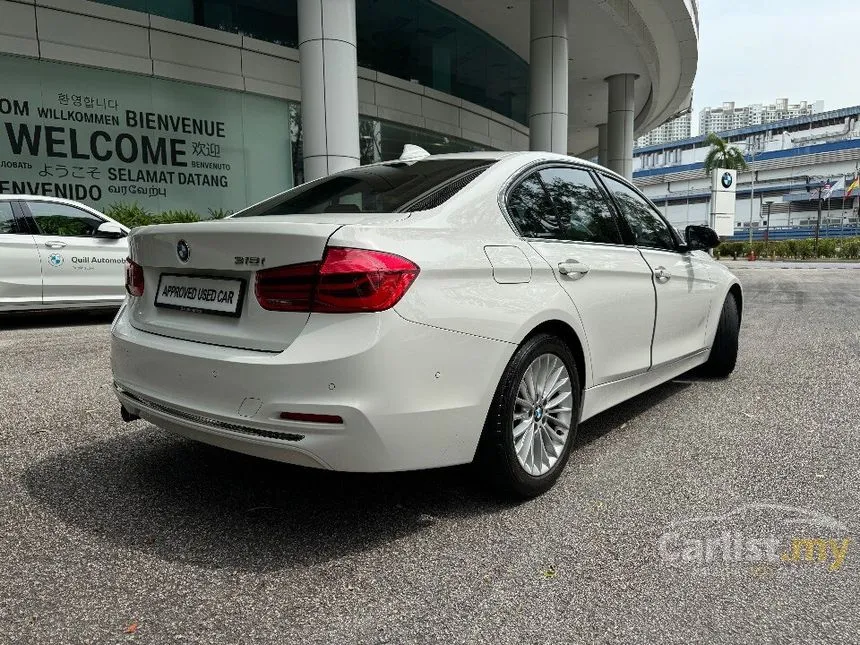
{"left": 0, "top": 202, "right": 19, "bottom": 235}
{"left": 237, "top": 159, "right": 494, "bottom": 216}
{"left": 506, "top": 173, "right": 557, "bottom": 239}
{"left": 538, "top": 167, "right": 622, "bottom": 244}
{"left": 27, "top": 202, "right": 105, "bottom": 237}
{"left": 601, "top": 177, "right": 676, "bottom": 250}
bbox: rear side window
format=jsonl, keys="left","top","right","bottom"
{"left": 0, "top": 202, "right": 18, "bottom": 234}
{"left": 506, "top": 173, "right": 557, "bottom": 238}
{"left": 601, "top": 177, "right": 676, "bottom": 250}
{"left": 235, "top": 159, "right": 495, "bottom": 216}
{"left": 538, "top": 167, "right": 622, "bottom": 244}
{"left": 27, "top": 201, "right": 104, "bottom": 237}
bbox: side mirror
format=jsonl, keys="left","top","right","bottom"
{"left": 95, "top": 222, "right": 124, "bottom": 239}
{"left": 684, "top": 225, "right": 720, "bottom": 251}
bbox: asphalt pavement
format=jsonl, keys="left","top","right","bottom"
{"left": 1, "top": 266, "right": 858, "bottom": 644}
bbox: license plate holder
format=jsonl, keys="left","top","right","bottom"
{"left": 155, "top": 273, "right": 246, "bottom": 317}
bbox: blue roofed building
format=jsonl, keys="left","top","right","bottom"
{"left": 633, "top": 106, "right": 860, "bottom": 240}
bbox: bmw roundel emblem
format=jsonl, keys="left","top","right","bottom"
{"left": 177, "top": 240, "right": 190, "bottom": 262}
{"left": 721, "top": 172, "right": 734, "bottom": 189}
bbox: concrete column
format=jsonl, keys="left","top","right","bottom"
{"left": 298, "top": 0, "right": 360, "bottom": 181}
{"left": 528, "top": 0, "right": 568, "bottom": 154}
{"left": 606, "top": 73, "right": 636, "bottom": 179}
{"left": 597, "top": 123, "right": 608, "bottom": 168}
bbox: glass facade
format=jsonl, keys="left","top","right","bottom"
{"left": 200, "top": 0, "right": 299, "bottom": 47}
{"left": 97, "top": 0, "right": 195, "bottom": 23}
{"left": 358, "top": 117, "right": 490, "bottom": 163}
{"left": 355, "top": 0, "right": 528, "bottom": 125}
{"left": 288, "top": 104, "right": 488, "bottom": 186}
{"left": 94, "top": 0, "right": 528, "bottom": 124}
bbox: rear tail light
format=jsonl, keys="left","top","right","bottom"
{"left": 125, "top": 258, "right": 144, "bottom": 297}
{"left": 315, "top": 247, "right": 420, "bottom": 313}
{"left": 255, "top": 247, "right": 419, "bottom": 313}
{"left": 254, "top": 261, "right": 318, "bottom": 312}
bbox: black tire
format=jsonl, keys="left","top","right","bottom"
{"left": 701, "top": 294, "right": 740, "bottom": 377}
{"left": 477, "top": 333, "right": 580, "bottom": 499}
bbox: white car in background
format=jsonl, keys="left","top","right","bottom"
{"left": 112, "top": 150, "right": 742, "bottom": 498}
{"left": 0, "top": 196, "right": 128, "bottom": 312}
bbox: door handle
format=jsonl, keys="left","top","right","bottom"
{"left": 558, "top": 260, "right": 590, "bottom": 278}
{"left": 654, "top": 266, "right": 671, "bottom": 282}
{"left": 44, "top": 241, "right": 67, "bottom": 249}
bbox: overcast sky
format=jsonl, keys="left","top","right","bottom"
{"left": 692, "top": 0, "right": 860, "bottom": 132}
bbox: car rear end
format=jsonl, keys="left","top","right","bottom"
{"left": 111, "top": 156, "right": 516, "bottom": 471}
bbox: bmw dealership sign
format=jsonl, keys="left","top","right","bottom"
{"left": 710, "top": 168, "right": 737, "bottom": 237}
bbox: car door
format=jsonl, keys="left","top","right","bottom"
{"left": 0, "top": 200, "right": 43, "bottom": 310}
{"left": 506, "top": 166, "right": 657, "bottom": 385}
{"left": 23, "top": 200, "right": 127, "bottom": 305}
{"left": 599, "top": 174, "right": 716, "bottom": 367}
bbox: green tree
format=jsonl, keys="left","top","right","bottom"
{"left": 703, "top": 133, "right": 749, "bottom": 174}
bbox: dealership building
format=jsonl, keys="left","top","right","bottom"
{"left": 0, "top": 0, "right": 698, "bottom": 214}
{"left": 633, "top": 105, "right": 860, "bottom": 237}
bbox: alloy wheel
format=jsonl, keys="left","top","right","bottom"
{"left": 512, "top": 353, "right": 574, "bottom": 476}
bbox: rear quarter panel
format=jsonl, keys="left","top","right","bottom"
{"left": 326, "top": 159, "right": 595, "bottom": 387}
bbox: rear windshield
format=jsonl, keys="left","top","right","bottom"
{"left": 234, "top": 159, "right": 495, "bottom": 216}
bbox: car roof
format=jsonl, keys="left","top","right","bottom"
{"left": 0, "top": 194, "right": 115, "bottom": 214}
{"left": 0, "top": 194, "right": 102, "bottom": 206}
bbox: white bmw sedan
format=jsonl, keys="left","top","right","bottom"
{"left": 111, "top": 151, "right": 741, "bottom": 497}
{"left": 0, "top": 195, "right": 128, "bottom": 312}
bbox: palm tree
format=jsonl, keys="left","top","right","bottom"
{"left": 703, "top": 133, "right": 749, "bottom": 173}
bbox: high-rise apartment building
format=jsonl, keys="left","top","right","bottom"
{"left": 699, "top": 99, "right": 824, "bottom": 135}
{"left": 635, "top": 112, "right": 692, "bottom": 148}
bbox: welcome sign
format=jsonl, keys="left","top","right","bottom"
{"left": 0, "top": 55, "right": 292, "bottom": 214}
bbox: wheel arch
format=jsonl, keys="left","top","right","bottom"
{"left": 474, "top": 317, "right": 589, "bottom": 490}
{"left": 704, "top": 280, "right": 743, "bottom": 350}
{"left": 727, "top": 282, "right": 743, "bottom": 324}
{"left": 521, "top": 319, "right": 588, "bottom": 394}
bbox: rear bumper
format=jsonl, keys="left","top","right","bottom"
{"left": 111, "top": 307, "right": 514, "bottom": 472}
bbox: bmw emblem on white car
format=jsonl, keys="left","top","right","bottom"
{"left": 48, "top": 253, "right": 64, "bottom": 267}
{"left": 177, "top": 240, "right": 190, "bottom": 262}
{"left": 721, "top": 172, "right": 734, "bottom": 189}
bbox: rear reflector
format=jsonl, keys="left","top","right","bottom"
{"left": 125, "top": 258, "right": 144, "bottom": 297}
{"left": 255, "top": 247, "right": 419, "bottom": 313}
{"left": 279, "top": 411, "right": 344, "bottom": 424}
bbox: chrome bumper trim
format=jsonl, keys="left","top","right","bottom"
{"left": 115, "top": 383, "right": 305, "bottom": 443}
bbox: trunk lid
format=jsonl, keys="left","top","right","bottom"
{"left": 127, "top": 215, "right": 374, "bottom": 351}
